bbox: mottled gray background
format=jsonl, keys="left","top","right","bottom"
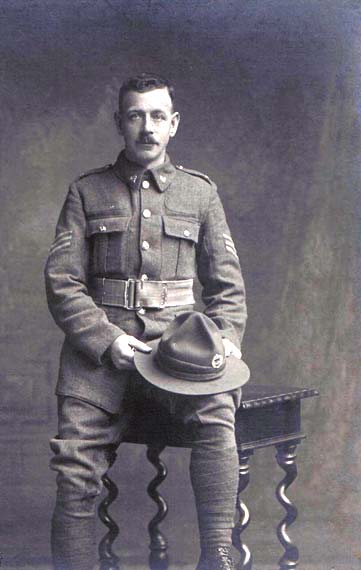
{"left": 0, "top": 0, "right": 360, "bottom": 568}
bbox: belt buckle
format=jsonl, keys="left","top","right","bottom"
{"left": 124, "top": 279, "right": 141, "bottom": 310}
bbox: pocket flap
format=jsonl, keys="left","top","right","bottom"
{"left": 163, "top": 216, "right": 200, "bottom": 243}
{"left": 86, "top": 216, "right": 131, "bottom": 237}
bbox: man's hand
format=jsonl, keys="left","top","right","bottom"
{"left": 222, "top": 338, "right": 242, "bottom": 360}
{"left": 110, "top": 334, "right": 152, "bottom": 370}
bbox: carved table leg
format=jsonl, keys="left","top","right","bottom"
{"left": 147, "top": 445, "right": 169, "bottom": 570}
{"left": 275, "top": 442, "right": 300, "bottom": 570}
{"left": 232, "top": 449, "right": 253, "bottom": 570}
{"left": 99, "top": 450, "right": 120, "bottom": 570}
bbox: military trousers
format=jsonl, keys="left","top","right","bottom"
{"left": 49, "top": 371, "right": 241, "bottom": 570}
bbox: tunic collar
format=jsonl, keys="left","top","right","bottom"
{"left": 113, "top": 150, "right": 176, "bottom": 192}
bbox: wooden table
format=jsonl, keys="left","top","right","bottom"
{"left": 98, "top": 385, "right": 318, "bottom": 570}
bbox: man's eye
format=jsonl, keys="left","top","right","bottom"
{"left": 152, "top": 112, "right": 166, "bottom": 121}
{"left": 128, "top": 112, "right": 141, "bottom": 120}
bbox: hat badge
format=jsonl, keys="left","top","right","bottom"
{"left": 212, "top": 353, "right": 224, "bottom": 369}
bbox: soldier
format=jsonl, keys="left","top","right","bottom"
{"left": 45, "top": 73, "right": 248, "bottom": 570}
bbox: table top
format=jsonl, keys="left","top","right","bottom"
{"left": 241, "top": 385, "right": 319, "bottom": 410}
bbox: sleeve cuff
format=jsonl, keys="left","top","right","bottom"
{"left": 80, "top": 325, "right": 126, "bottom": 365}
{"left": 99, "top": 331, "right": 127, "bottom": 365}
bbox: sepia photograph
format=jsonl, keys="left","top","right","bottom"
{"left": 0, "top": 1, "right": 359, "bottom": 569}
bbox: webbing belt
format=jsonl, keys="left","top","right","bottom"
{"left": 90, "top": 277, "right": 195, "bottom": 310}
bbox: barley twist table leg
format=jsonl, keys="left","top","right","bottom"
{"left": 147, "top": 445, "right": 169, "bottom": 570}
{"left": 275, "top": 442, "right": 300, "bottom": 570}
{"left": 99, "top": 450, "right": 120, "bottom": 570}
{"left": 232, "top": 449, "right": 253, "bottom": 570}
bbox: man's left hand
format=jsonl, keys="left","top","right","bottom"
{"left": 222, "top": 338, "right": 242, "bottom": 360}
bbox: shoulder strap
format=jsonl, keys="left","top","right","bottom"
{"left": 77, "top": 164, "right": 113, "bottom": 180}
{"left": 175, "top": 165, "right": 212, "bottom": 185}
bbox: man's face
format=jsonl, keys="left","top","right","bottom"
{"left": 117, "top": 87, "right": 180, "bottom": 169}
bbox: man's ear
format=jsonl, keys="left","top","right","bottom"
{"left": 114, "top": 111, "right": 122, "bottom": 135}
{"left": 169, "top": 112, "right": 180, "bottom": 138}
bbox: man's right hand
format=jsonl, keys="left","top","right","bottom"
{"left": 110, "top": 334, "right": 152, "bottom": 370}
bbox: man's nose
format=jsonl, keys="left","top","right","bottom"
{"left": 142, "top": 114, "right": 154, "bottom": 133}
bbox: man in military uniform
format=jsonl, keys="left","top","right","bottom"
{"left": 45, "top": 73, "right": 247, "bottom": 570}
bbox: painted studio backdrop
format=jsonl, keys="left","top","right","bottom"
{"left": 0, "top": 1, "right": 360, "bottom": 568}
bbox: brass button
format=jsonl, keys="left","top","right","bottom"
{"left": 143, "top": 209, "right": 151, "bottom": 219}
{"left": 99, "top": 224, "right": 107, "bottom": 232}
{"left": 142, "top": 240, "right": 150, "bottom": 251}
{"left": 138, "top": 308, "right": 146, "bottom": 316}
{"left": 142, "top": 180, "right": 150, "bottom": 189}
{"left": 183, "top": 229, "right": 191, "bottom": 237}
{"left": 141, "top": 274, "right": 149, "bottom": 280}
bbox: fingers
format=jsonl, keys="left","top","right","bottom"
{"left": 121, "top": 343, "right": 137, "bottom": 360}
{"left": 110, "top": 334, "right": 151, "bottom": 371}
{"left": 231, "top": 346, "right": 242, "bottom": 360}
{"left": 128, "top": 337, "right": 152, "bottom": 353}
{"left": 111, "top": 342, "right": 135, "bottom": 370}
{"left": 222, "top": 338, "right": 242, "bottom": 360}
{"left": 223, "top": 342, "right": 232, "bottom": 357}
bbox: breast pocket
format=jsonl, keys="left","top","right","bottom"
{"left": 162, "top": 216, "right": 200, "bottom": 278}
{"left": 86, "top": 216, "right": 131, "bottom": 275}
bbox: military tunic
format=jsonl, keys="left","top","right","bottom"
{"left": 45, "top": 151, "right": 247, "bottom": 413}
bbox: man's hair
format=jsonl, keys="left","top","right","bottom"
{"left": 118, "top": 73, "right": 175, "bottom": 112}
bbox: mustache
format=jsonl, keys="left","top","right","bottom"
{"left": 137, "top": 136, "right": 158, "bottom": 144}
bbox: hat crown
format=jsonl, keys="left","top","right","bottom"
{"left": 156, "top": 312, "right": 226, "bottom": 382}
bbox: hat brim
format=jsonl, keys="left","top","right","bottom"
{"left": 134, "top": 339, "right": 250, "bottom": 395}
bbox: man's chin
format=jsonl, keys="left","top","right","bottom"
{"left": 131, "top": 148, "right": 163, "bottom": 166}
{"left": 138, "top": 148, "right": 157, "bottom": 157}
